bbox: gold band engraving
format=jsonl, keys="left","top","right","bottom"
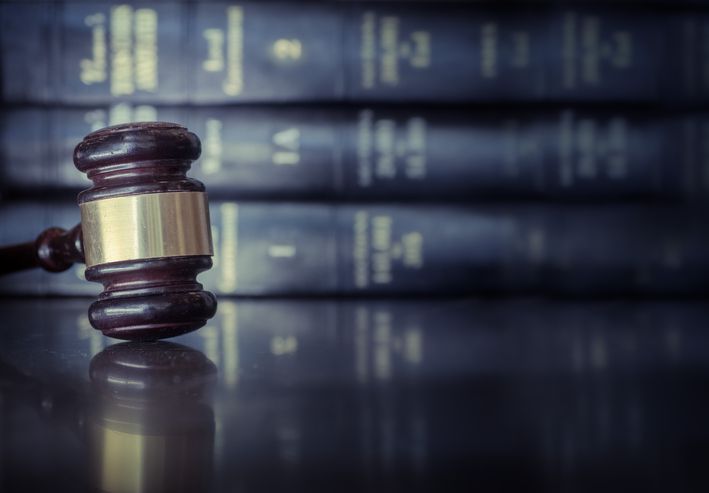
{"left": 80, "top": 191, "right": 213, "bottom": 268}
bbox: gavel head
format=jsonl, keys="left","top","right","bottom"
{"left": 74, "top": 122, "right": 217, "bottom": 341}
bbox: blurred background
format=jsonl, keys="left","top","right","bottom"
{"left": 2, "top": 0, "right": 709, "bottom": 491}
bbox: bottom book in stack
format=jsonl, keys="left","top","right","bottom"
{"left": 0, "top": 201, "right": 708, "bottom": 296}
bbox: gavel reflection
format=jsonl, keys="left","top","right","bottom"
{"left": 0, "top": 123, "right": 217, "bottom": 340}
{"left": 88, "top": 342, "right": 217, "bottom": 493}
{"left": 0, "top": 342, "right": 217, "bottom": 493}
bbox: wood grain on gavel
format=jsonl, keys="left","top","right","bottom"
{"left": 0, "top": 122, "right": 217, "bottom": 340}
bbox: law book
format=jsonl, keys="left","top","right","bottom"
{"left": 2, "top": 2, "right": 709, "bottom": 104}
{"left": 1, "top": 201, "right": 709, "bottom": 296}
{"left": 1, "top": 105, "right": 706, "bottom": 202}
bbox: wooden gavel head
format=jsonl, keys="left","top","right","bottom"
{"left": 26, "top": 122, "right": 217, "bottom": 340}
{"left": 76, "top": 122, "right": 217, "bottom": 340}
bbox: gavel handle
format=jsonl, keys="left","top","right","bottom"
{"left": 0, "top": 224, "right": 84, "bottom": 276}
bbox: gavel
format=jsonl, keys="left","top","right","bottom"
{"left": 0, "top": 122, "right": 217, "bottom": 340}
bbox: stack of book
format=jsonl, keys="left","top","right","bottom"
{"left": 2, "top": 1, "right": 709, "bottom": 296}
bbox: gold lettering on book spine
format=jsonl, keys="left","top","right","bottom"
{"left": 217, "top": 203, "right": 239, "bottom": 293}
{"left": 134, "top": 8, "right": 158, "bottom": 91}
{"left": 223, "top": 6, "right": 244, "bottom": 96}
{"left": 110, "top": 5, "right": 134, "bottom": 96}
{"left": 80, "top": 13, "right": 107, "bottom": 84}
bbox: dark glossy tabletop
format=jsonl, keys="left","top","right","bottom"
{"left": 1, "top": 297, "right": 709, "bottom": 492}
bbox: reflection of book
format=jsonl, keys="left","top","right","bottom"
{"left": 2, "top": 201, "right": 709, "bottom": 296}
{"left": 2, "top": 106, "right": 706, "bottom": 201}
{"left": 3, "top": 296, "right": 709, "bottom": 493}
{"left": 3, "top": 3, "right": 709, "bottom": 103}
{"left": 3, "top": 297, "right": 709, "bottom": 382}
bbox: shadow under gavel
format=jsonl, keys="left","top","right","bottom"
{"left": 0, "top": 122, "right": 217, "bottom": 341}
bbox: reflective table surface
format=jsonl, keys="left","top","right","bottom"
{"left": 1, "top": 297, "right": 709, "bottom": 492}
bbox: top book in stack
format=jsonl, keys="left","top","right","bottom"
{"left": 1, "top": 2, "right": 708, "bottom": 104}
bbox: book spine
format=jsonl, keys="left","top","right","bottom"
{"left": 191, "top": 202, "right": 709, "bottom": 295}
{"left": 2, "top": 3, "right": 708, "bottom": 103}
{"left": 2, "top": 202, "right": 708, "bottom": 296}
{"left": 1, "top": 105, "right": 704, "bottom": 201}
